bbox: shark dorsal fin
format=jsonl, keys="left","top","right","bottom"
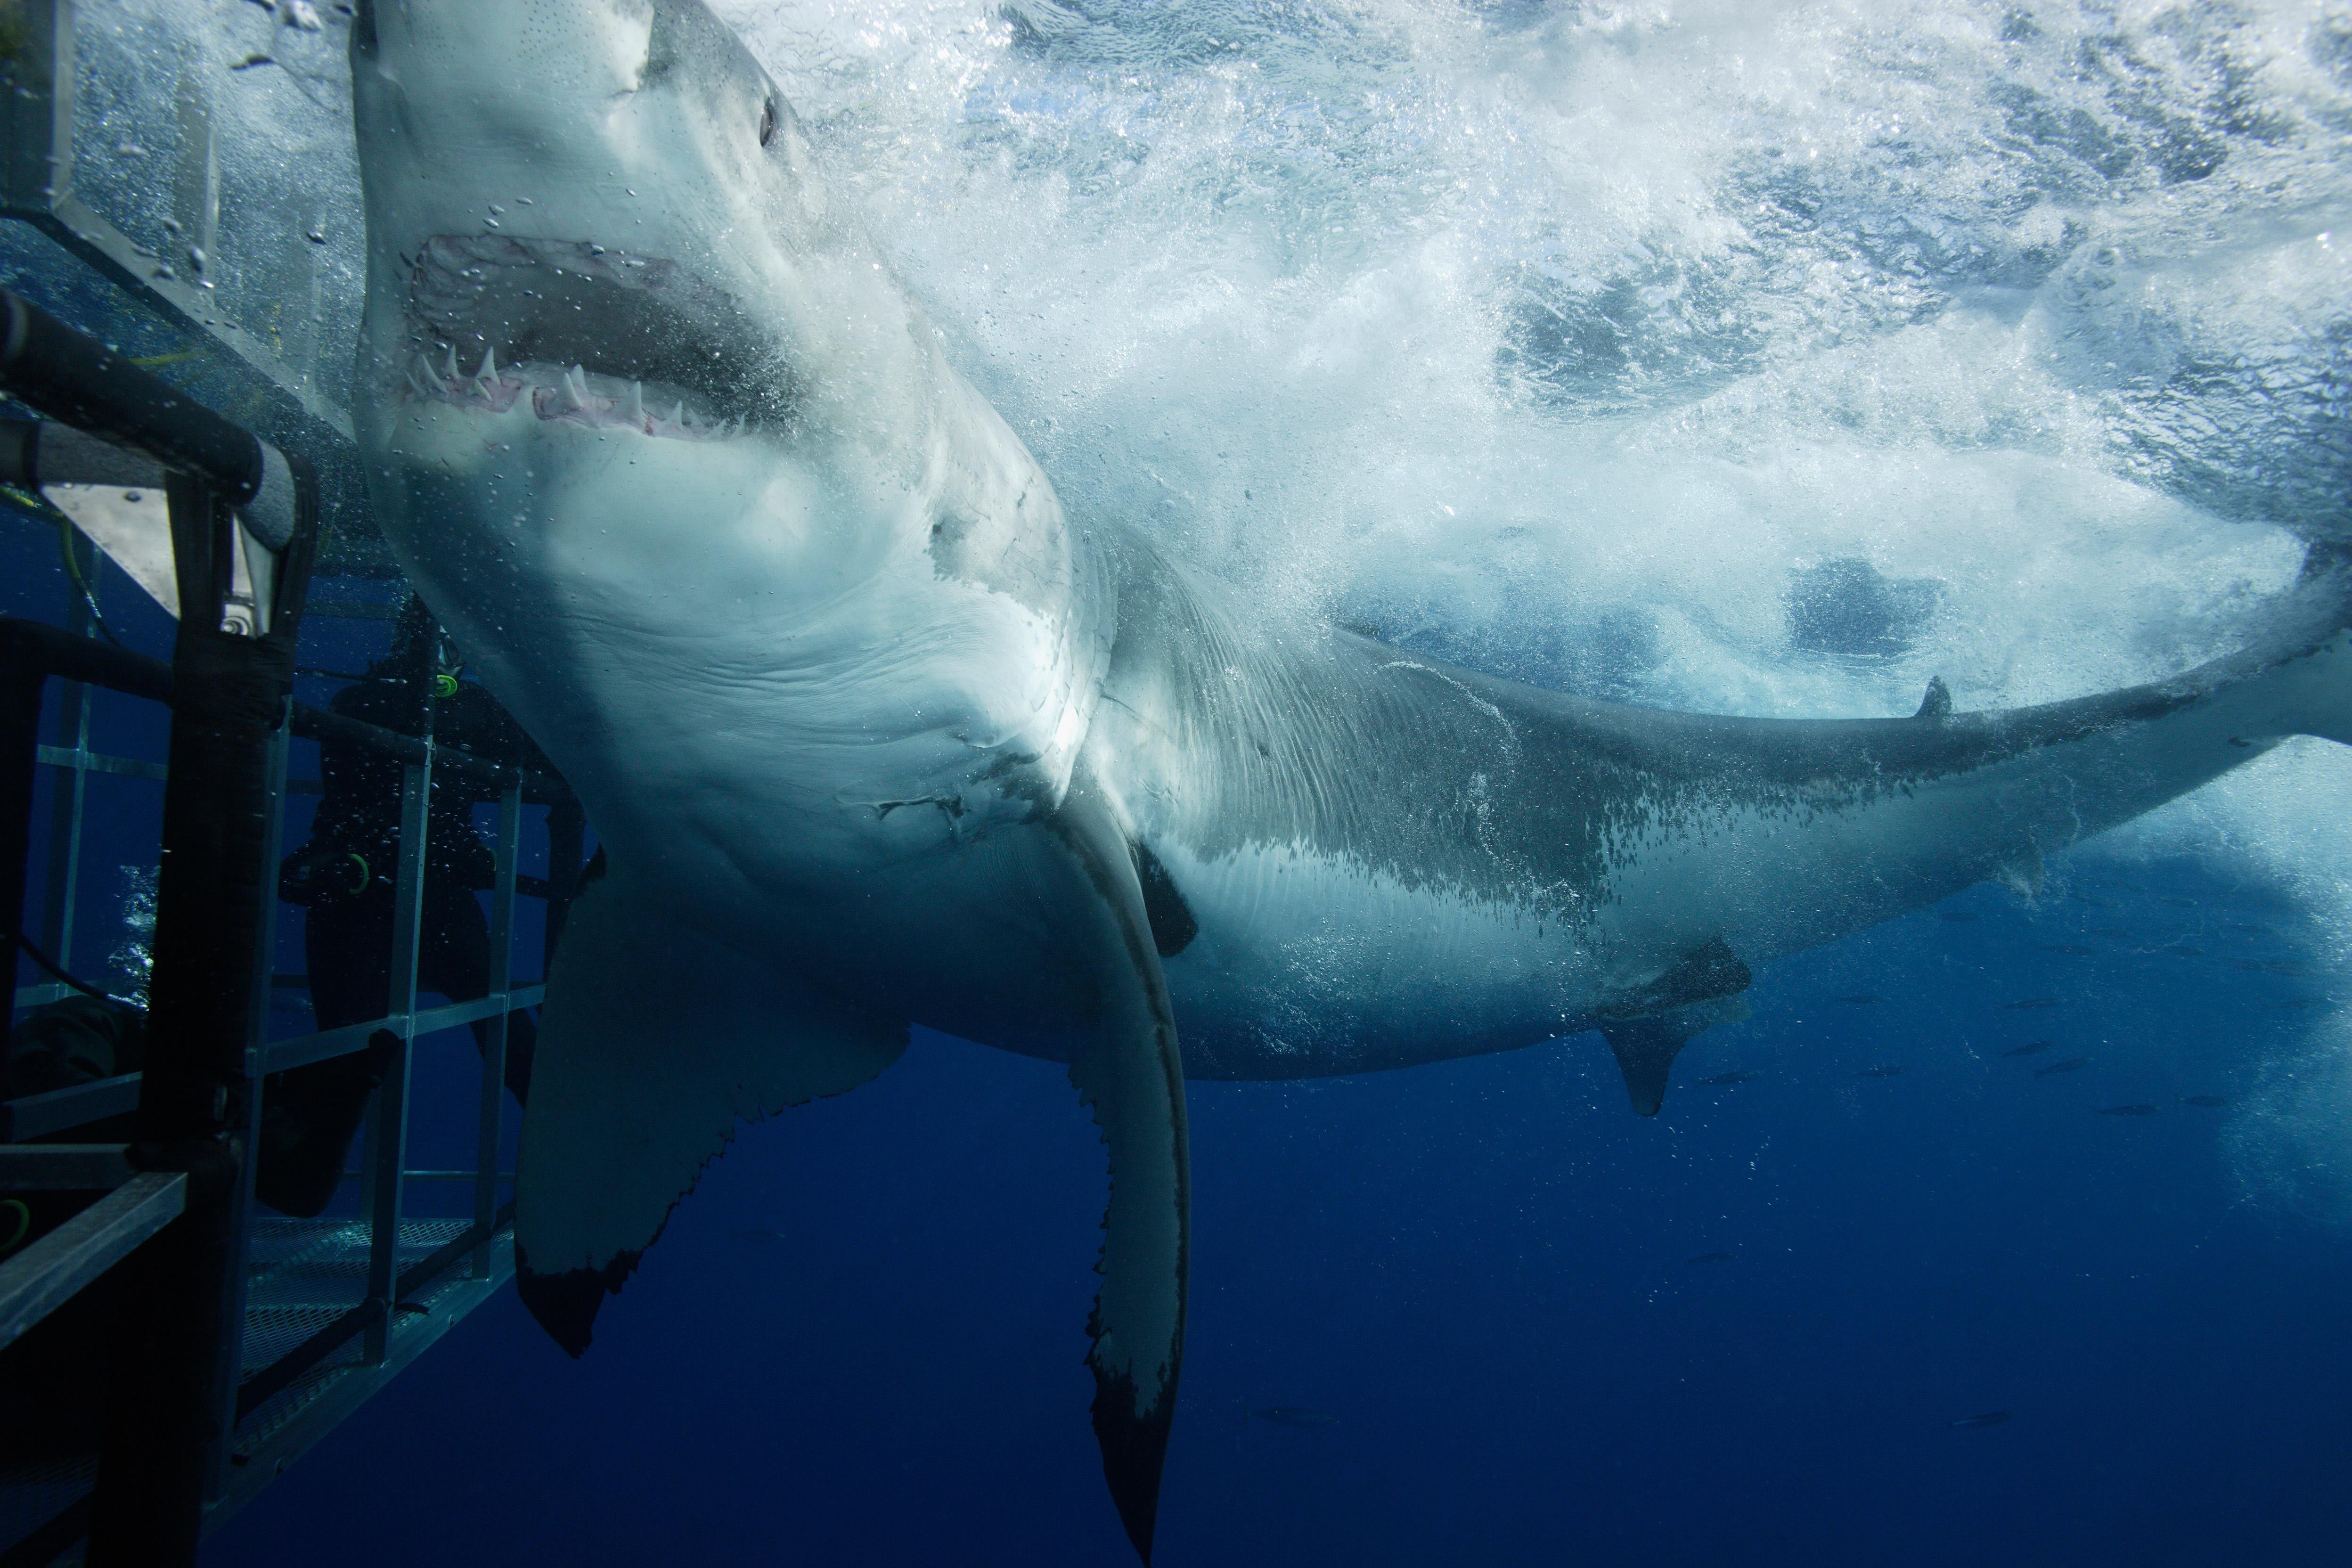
{"left": 1915, "top": 676, "right": 1952, "bottom": 721}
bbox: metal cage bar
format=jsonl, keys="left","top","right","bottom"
{"left": 0, "top": 0, "right": 353, "bottom": 452}
{"left": 1, "top": 609, "right": 574, "bottom": 1558}
{"left": 476, "top": 784, "right": 522, "bottom": 1276}
{"left": 204, "top": 723, "right": 291, "bottom": 1505}
{"left": 0, "top": 3, "right": 587, "bottom": 1548}
{"left": 360, "top": 756, "right": 431, "bottom": 1365}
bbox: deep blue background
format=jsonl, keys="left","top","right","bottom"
{"left": 7, "top": 503, "right": 2351, "bottom": 1568}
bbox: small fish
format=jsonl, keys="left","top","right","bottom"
{"left": 1999, "top": 1040, "right": 2056, "bottom": 1058}
{"left": 2001, "top": 997, "right": 2063, "bottom": 1011}
{"left": 1938, "top": 911, "right": 1979, "bottom": 923}
{"left": 729, "top": 1227, "right": 791, "bottom": 1243}
{"left": 2237, "top": 959, "right": 2316, "bottom": 976}
{"left": 1949, "top": 1411, "right": 2011, "bottom": 1429}
{"left": 2178, "top": 1094, "right": 2230, "bottom": 1108}
{"left": 2270, "top": 996, "right": 2338, "bottom": 1012}
{"left": 2038, "top": 944, "right": 2097, "bottom": 956}
{"left": 1854, "top": 1064, "right": 1908, "bottom": 1079}
{"left": 2034, "top": 1057, "right": 2091, "bottom": 1076}
{"left": 2225, "top": 923, "right": 2277, "bottom": 936}
{"left": 1697, "top": 1070, "right": 1762, "bottom": 1086}
{"left": 2158, "top": 896, "right": 2199, "bottom": 908}
{"left": 2156, "top": 945, "right": 2204, "bottom": 959}
{"left": 1249, "top": 1407, "right": 1338, "bottom": 1429}
{"left": 1684, "top": 1250, "right": 1734, "bottom": 1265}
{"left": 2091, "top": 928, "right": 2137, "bottom": 939}
{"left": 2097, "top": 1104, "right": 2159, "bottom": 1117}
{"left": 1835, "top": 994, "right": 1886, "bottom": 1005}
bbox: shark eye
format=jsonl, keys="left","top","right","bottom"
{"left": 759, "top": 98, "right": 777, "bottom": 148}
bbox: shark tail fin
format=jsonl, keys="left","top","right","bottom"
{"left": 2260, "top": 546, "right": 2352, "bottom": 747}
{"left": 2282, "top": 633, "right": 2352, "bottom": 750}
{"left": 514, "top": 867, "right": 906, "bottom": 1353}
{"left": 2220, "top": 563, "right": 2352, "bottom": 750}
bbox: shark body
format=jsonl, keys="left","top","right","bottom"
{"left": 347, "top": 2, "right": 2352, "bottom": 1555}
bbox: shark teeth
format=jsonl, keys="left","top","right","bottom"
{"left": 401, "top": 349, "right": 743, "bottom": 442}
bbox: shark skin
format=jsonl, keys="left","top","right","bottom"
{"left": 346, "top": 1, "right": 2352, "bottom": 1556}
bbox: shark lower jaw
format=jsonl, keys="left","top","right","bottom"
{"left": 388, "top": 231, "right": 789, "bottom": 442}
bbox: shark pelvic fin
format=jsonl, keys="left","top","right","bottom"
{"left": 513, "top": 866, "right": 906, "bottom": 1355}
{"left": 1053, "top": 780, "right": 1191, "bottom": 1564}
{"left": 1600, "top": 1014, "right": 1697, "bottom": 1118}
{"left": 1596, "top": 937, "right": 1755, "bottom": 1116}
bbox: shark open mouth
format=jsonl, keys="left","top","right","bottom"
{"left": 397, "top": 234, "right": 787, "bottom": 441}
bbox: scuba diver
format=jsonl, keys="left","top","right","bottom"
{"left": 259, "top": 596, "right": 546, "bottom": 1217}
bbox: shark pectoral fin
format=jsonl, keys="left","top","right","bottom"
{"left": 1596, "top": 938, "right": 1755, "bottom": 1116}
{"left": 1052, "top": 782, "right": 1191, "bottom": 1565}
{"left": 513, "top": 869, "right": 906, "bottom": 1356}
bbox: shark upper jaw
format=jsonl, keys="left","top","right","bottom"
{"left": 389, "top": 231, "right": 783, "bottom": 445}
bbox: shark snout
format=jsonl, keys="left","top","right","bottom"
{"left": 357, "top": 0, "right": 658, "bottom": 103}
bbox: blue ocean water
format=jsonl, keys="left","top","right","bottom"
{"left": 6, "top": 531, "right": 2348, "bottom": 1563}
{"left": 6, "top": 0, "right": 2352, "bottom": 1563}
{"left": 206, "top": 877, "right": 2352, "bottom": 1568}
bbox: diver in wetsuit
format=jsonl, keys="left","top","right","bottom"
{"left": 257, "top": 596, "right": 544, "bottom": 1217}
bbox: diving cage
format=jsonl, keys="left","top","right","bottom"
{"left": 0, "top": 6, "right": 588, "bottom": 1563}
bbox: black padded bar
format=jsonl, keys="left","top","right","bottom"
{"left": 0, "top": 420, "right": 169, "bottom": 490}
{"left": 0, "top": 292, "right": 264, "bottom": 505}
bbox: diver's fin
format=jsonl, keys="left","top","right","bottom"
{"left": 513, "top": 868, "right": 906, "bottom": 1355}
{"left": 1596, "top": 937, "right": 1755, "bottom": 1116}
{"left": 1050, "top": 778, "right": 1191, "bottom": 1565}
{"left": 1915, "top": 675, "right": 1952, "bottom": 721}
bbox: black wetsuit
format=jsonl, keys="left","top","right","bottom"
{"left": 256, "top": 669, "right": 544, "bottom": 1218}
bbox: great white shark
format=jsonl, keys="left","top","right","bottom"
{"left": 347, "top": 1, "right": 2352, "bottom": 1556}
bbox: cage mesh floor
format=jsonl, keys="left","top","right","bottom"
{"left": 0, "top": 1216, "right": 509, "bottom": 1565}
